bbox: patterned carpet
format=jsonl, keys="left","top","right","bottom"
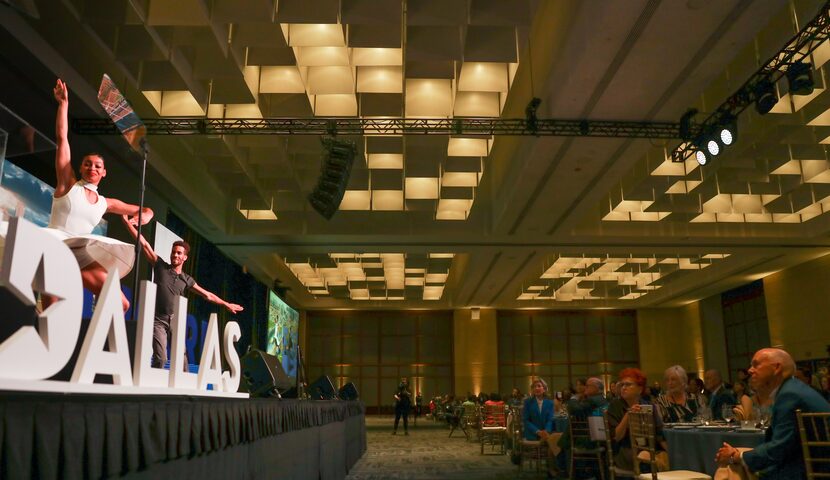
{"left": 345, "top": 416, "right": 550, "bottom": 480}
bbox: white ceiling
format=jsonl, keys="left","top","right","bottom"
{"left": 3, "top": 0, "right": 830, "bottom": 310}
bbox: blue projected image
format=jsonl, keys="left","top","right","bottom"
{"left": 266, "top": 291, "right": 299, "bottom": 379}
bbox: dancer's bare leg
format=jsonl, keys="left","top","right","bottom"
{"left": 80, "top": 263, "right": 130, "bottom": 312}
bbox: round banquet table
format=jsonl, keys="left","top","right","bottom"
{"left": 664, "top": 427, "right": 765, "bottom": 477}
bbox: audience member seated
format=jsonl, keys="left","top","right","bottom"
{"left": 483, "top": 393, "right": 506, "bottom": 426}
{"left": 795, "top": 366, "right": 824, "bottom": 396}
{"left": 716, "top": 348, "right": 830, "bottom": 479}
{"left": 509, "top": 387, "right": 524, "bottom": 407}
{"left": 558, "top": 377, "right": 609, "bottom": 451}
{"left": 574, "top": 378, "right": 587, "bottom": 399}
{"left": 705, "top": 369, "right": 736, "bottom": 421}
{"left": 523, "top": 378, "right": 557, "bottom": 478}
{"left": 607, "top": 368, "right": 668, "bottom": 472}
{"left": 822, "top": 376, "right": 830, "bottom": 402}
{"left": 607, "top": 381, "right": 618, "bottom": 401}
{"left": 687, "top": 377, "right": 706, "bottom": 398}
{"left": 730, "top": 380, "right": 754, "bottom": 421}
{"left": 655, "top": 365, "right": 704, "bottom": 423}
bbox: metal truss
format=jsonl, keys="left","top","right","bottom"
{"left": 72, "top": 117, "right": 680, "bottom": 139}
{"left": 671, "top": 1, "right": 830, "bottom": 162}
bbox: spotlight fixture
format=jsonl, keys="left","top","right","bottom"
{"left": 717, "top": 116, "right": 737, "bottom": 147}
{"left": 689, "top": 114, "right": 737, "bottom": 167}
{"left": 786, "top": 61, "right": 815, "bottom": 96}
{"left": 695, "top": 149, "right": 708, "bottom": 166}
{"left": 753, "top": 78, "right": 778, "bottom": 115}
{"left": 707, "top": 139, "right": 720, "bottom": 156}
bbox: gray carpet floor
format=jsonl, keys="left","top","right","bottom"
{"left": 345, "top": 416, "right": 550, "bottom": 480}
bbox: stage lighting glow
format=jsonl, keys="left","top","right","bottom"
{"left": 695, "top": 150, "right": 708, "bottom": 166}
{"left": 720, "top": 128, "right": 733, "bottom": 146}
{"left": 706, "top": 139, "right": 720, "bottom": 156}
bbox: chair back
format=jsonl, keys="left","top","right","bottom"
{"left": 569, "top": 412, "right": 599, "bottom": 448}
{"left": 483, "top": 404, "right": 507, "bottom": 427}
{"left": 463, "top": 403, "right": 478, "bottom": 421}
{"left": 796, "top": 410, "right": 830, "bottom": 479}
{"left": 628, "top": 410, "right": 659, "bottom": 480}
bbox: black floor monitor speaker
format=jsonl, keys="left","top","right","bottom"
{"left": 240, "top": 349, "right": 295, "bottom": 398}
{"left": 338, "top": 382, "right": 359, "bottom": 401}
{"left": 309, "top": 375, "right": 338, "bottom": 400}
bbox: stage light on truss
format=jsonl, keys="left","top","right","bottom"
{"left": 706, "top": 139, "right": 720, "bottom": 156}
{"left": 786, "top": 61, "right": 815, "bottom": 96}
{"left": 753, "top": 78, "right": 778, "bottom": 115}
{"left": 695, "top": 149, "right": 708, "bottom": 166}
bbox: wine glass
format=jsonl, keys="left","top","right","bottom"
{"left": 751, "top": 406, "right": 761, "bottom": 427}
{"left": 722, "top": 404, "right": 736, "bottom": 426}
{"left": 698, "top": 405, "right": 712, "bottom": 424}
{"left": 758, "top": 407, "right": 771, "bottom": 429}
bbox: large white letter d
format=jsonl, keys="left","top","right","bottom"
{"left": 0, "top": 217, "right": 83, "bottom": 379}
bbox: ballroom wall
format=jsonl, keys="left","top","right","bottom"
{"left": 764, "top": 252, "right": 830, "bottom": 361}
{"left": 636, "top": 303, "right": 704, "bottom": 384}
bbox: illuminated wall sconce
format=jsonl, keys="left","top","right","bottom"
{"left": 471, "top": 307, "right": 480, "bottom": 320}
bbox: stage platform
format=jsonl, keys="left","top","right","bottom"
{"left": 0, "top": 393, "right": 366, "bottom": 480}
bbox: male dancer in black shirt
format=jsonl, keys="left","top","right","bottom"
{"left": 122, "top": 216, "right": 243, "bottom": 368}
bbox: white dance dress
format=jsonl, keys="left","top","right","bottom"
{"left": 44, "top": 181, "right": 134, "bottom": 278}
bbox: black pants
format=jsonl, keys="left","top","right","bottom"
{"left": 152, "top": 315, "right": 187, "bottom": 369}
{"left": 394, "top": 403, "right": 411, "bottom": 431}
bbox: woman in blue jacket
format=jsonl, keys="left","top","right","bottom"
{"left": 523, "top": 378, "right": 555, "bottom": 440}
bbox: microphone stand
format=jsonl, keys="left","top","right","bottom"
{"left": 296, "top": 345, "right": 308, "bottom": 399}
{"left": 131, "top": 138, "right": 148, "bottom": 320}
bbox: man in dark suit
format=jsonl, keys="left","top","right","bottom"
{"left": 716, "top": 348, "right": 830, "bottom": 479}
{"left": 704, "top": 369, "right": 736, "bottom": 421}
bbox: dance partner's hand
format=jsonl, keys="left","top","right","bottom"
{"left": 126, "top": 208, "right": 154, "bottom": 226}
{"left": 628, "top": 404, "right": 642, "bottom": 413}
{"left": 715, "top": 442, "right": 738, "bottom": 465}
{"left": 54, "top": 79, "right": 68, "bottom": 103}
{"left": 536, "top": 430, "right": 549, "bottom": 440}
{"left": 226, "top": 303, "right": 244, "bottom": 314}
{"left": 121, "top": 214, "right": 138, "bottom": 228}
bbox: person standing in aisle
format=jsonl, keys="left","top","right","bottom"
{"left": 393, "top": 377, "right": 412, "bottom": 435}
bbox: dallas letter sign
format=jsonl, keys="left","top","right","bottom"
{"left": 0, "top": 217, "right": 248, "bottom": 398}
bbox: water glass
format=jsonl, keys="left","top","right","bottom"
{"left": 722, "top": 405, "right": 736, "bottom": 424}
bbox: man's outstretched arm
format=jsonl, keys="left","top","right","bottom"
{"left": 191, "top": 283, "right": 244, "bottom": 314}
{"left": 121, "top": 215, "right": 158, "bottom": 265}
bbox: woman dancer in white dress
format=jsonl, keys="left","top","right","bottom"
{"left": 46, "top": 79, "right": 153, "bottom": 312}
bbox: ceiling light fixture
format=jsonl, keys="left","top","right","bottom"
{"left": 753, "top": 78, "right": 778, "bottom": 115}
{"left": 786, "top": 61, "right": 815, "bottom": 96}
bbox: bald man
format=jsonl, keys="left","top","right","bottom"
{"left": 716, "top": 348, "right": 830, "bottom": 479}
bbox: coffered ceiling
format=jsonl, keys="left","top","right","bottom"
{"left": 3, "top": 0, "right": 830, "bottom": 311}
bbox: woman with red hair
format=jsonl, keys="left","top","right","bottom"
{"left": 606, "top": 368, "right": 668, "bottom": 472}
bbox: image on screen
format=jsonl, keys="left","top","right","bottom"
{"left": 266, "top": 291, "right": 299, "bottom": 378}
{"left": 0, "top": 158, "right": 107, "bottom": 234}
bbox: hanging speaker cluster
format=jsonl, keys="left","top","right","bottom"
{"left": 308, "top": 137, "right": 357, "bottom": 220}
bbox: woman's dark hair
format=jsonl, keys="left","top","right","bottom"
{"left": 489, "top": 392, "right": 501, "bottom": 402}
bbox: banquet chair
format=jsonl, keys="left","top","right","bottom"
{"left": 796, "top": 410, "right": 830, "bottom": 479}
{"left": 603, "top": 411, "right": 635, "bottom": 479}
{"left": 628, "top": 411, "right": 711, "bottom": 480}
{"left": 568, "top": 413, "right": 606, "bottom": 480}
{"left": 480, "top": 404, "right": 508, "bottom": 454}
{"left": 460, "top": 403, "right": 480, "bottom": 441}
{"left": 519, "top": 439, "right": 548, "bottom": 474}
